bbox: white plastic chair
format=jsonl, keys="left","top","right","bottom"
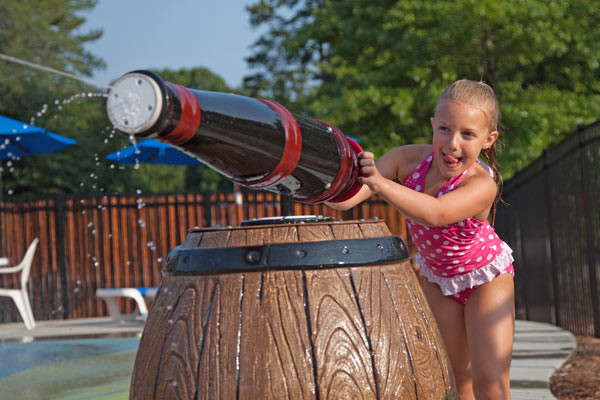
{"left": 0, "top": 238, "right": 39, "bottom": 330}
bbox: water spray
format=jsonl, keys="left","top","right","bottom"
{"left": 0, "top": 52, "right": 111, "bottom": 89}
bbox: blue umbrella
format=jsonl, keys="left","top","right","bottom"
{"left": 105, "top": 138, "right": 203, "bottom": 166}
{"left": 0, "top": 115, "right": 77, "bottom": 159}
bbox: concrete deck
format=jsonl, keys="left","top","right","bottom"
{"left": 0, "top": 316, "right": 145, "bottom": 342}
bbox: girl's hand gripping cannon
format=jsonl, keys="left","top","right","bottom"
{"left": 106, "top": 70, "right": 363, "bottom": 203}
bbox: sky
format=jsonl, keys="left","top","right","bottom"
{"left": 80, "top": 0, "right": 263, "bottom": 89}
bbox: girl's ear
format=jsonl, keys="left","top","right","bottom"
{"left": 430, "top": 116, "right": 435, "bottom": 129}
{"left": 483, "top": 130, "right": 499, "bottom": 149}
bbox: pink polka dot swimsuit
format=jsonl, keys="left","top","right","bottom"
{"left": 403, "top": 152, "right": 514, "bottom": 303}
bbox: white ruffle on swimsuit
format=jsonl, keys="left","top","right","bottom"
{"left": 403, "top": 152, "right": 514, "bottom": 297}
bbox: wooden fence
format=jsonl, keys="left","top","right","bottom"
{"left": 0, "top": 191, "right": 408, "bottom": 324}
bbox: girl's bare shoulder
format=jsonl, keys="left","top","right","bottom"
{"left": 462, "top": 160, "right": 498, "bottom": 196}
{"left": 379, "top": 144, "right": 432, "bottom": 181}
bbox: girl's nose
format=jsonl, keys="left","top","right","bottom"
{"left": 446, "top": 132, "right": 460, "bottom": 150}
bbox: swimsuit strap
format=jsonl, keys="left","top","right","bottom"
{"left": 404, "top": 151, "right": 471, "bottom": 196}
{"left": 403, "top": 152, "right": 432, "bottom": 191}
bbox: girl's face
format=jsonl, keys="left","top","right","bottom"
{"left": 430, "top": 100, "right": 498, "bottom": 178}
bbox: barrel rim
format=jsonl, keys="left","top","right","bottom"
{"left": 188, "top": 217, "right": 384, "bottom": 232}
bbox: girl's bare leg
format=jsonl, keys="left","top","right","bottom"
{"left": 465, "top": 273, "right": 515, "bottom": 399}
{"left": 422, "top": 280, "right": 475, "bottom": 400}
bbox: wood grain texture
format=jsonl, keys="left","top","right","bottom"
{"left": 349, "top": 263, "right": 418, "bottom": 399}
{"left": 130, "top": 220, "right": 458, "bottom": 399}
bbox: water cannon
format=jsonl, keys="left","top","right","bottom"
{"left": 106, "top": 70, "right": 363, "bottom": 203}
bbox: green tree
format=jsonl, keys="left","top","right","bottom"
{"left": 245, "top": 0, "right": 326, "bottom": 106}
{"left": 0, "top": 1, "right": 237, "bottom": 198}
{"left": 246, "top": 0, "right": 600, "bottom": 176}
{"left": 0, "top": 0, "right": 145, "bottom": 198}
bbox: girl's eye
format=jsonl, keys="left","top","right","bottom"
{"left": 463, "top": 131, "right": 475, "bottom": 137}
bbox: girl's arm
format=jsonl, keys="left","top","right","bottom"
{"left": 359, "top": 152, "right": 497, "bottom": 226}
{"left": 326, "top": 145, "right": 427, "bottom": 210}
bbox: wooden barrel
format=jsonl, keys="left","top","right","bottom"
{"left": 130, "top": 218, "right": 457, "bottom": 399}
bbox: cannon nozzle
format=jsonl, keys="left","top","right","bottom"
{"left": 107, "top": 71, "right": 168, "bottom": 136}
{"left": 106, "top": 70, "right": 363, "bottom": 203}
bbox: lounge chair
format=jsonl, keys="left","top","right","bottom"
{"left": 0, "top": 238, "right": 39, "bottom": 330}
{"left": 96, "top": 286, "right": 158, "bottom": 321}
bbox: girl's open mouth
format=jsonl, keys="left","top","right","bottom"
{"left": 443, "top": 154, "right": 462, "bottom": 168}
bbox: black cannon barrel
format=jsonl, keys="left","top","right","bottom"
{"left": 106, "top": 70, "right": 363, "bottom": 203}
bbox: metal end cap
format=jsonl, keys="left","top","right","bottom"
{"left": 106, "top": 72, "right": 163, "bottom": 135}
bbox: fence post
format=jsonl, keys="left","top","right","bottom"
{"left": 543, "top": 149, "right": 560, "bottom": 326}
{"left": 202, "top": 191, "right": 212, "bottom": 227}
{"left": 55, "top": 192, "right": 69, "bottom": 319}
{"left": 578, "top": 128, "right": 600, "bottom": 337}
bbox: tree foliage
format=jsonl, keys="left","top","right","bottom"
{"left": 246, "top": 0, "right": 600, "bottom": 175}
{"left": 0, "top": 1, "right": 235, "bottom": 199}
{"left": 0, "top": 0, "right": 142, "bottom": 199}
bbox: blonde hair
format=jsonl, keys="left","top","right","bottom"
{"left": 436, "top": 79, "right": 504, "bottom": 223}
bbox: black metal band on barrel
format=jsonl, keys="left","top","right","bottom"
{"left": 164, "top": 236, "right": 409, "bottom": 275}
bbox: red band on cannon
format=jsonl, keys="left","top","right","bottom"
{"left": 239, "top": 98, "right": 302, "bottom": 189}
{"left": 163, "top": 83, "right": 201, "bottom": 145}
{"left": 327, "top": 135, "right": 364, "bottom": 203}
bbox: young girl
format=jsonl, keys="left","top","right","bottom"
{"left": 329, "top": 80, "right": 515, "bottom": 400}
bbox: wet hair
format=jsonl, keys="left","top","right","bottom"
{"left": 436, "top": 79, "right": 504, "bottom": 223}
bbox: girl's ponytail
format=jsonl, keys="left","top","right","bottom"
{"left": 481, "top": 140, "right": 504, "bottom": 225}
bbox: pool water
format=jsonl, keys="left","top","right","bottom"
{"left": 0, "top": 337, "right": 139, "bottom": 399}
